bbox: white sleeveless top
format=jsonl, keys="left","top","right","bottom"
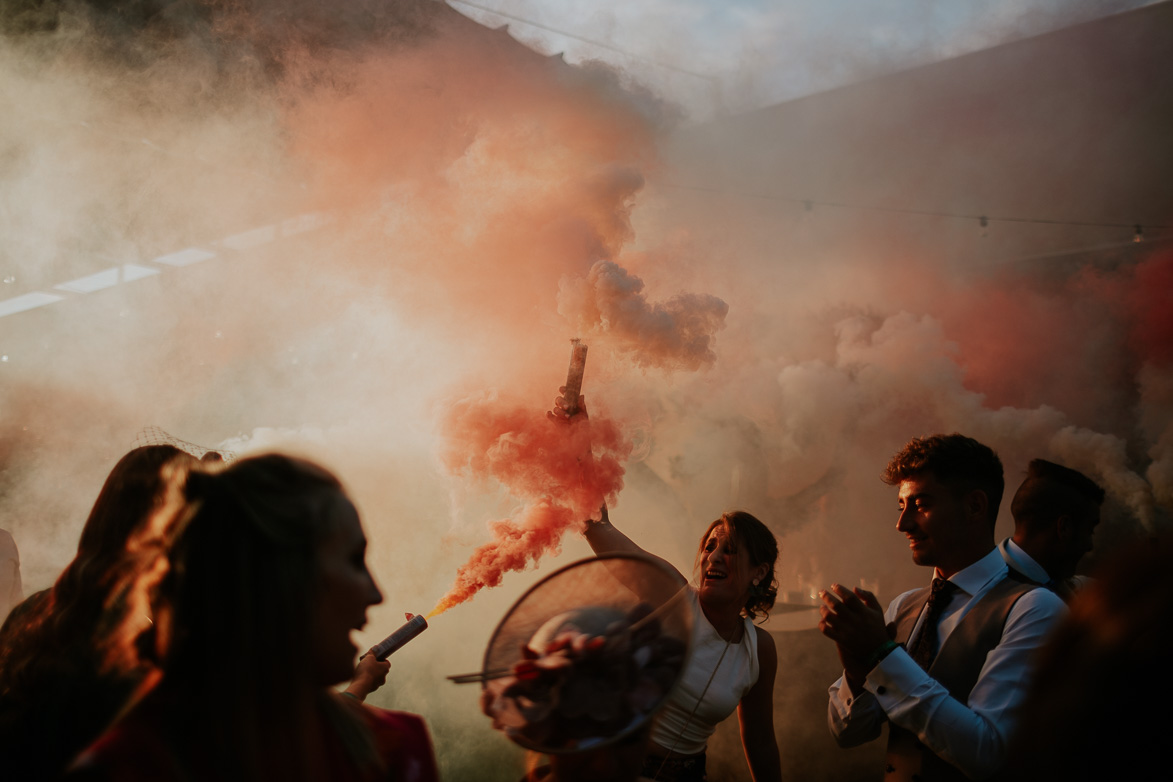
{"left": 649, "top": 588, "right": 760, "bottom": 755}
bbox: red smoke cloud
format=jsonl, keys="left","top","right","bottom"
{"left": 922, "top": 250, "right": 1173, "bottom": 432}
{"left": 936, "top": 270, "right": 1130, "bottom": 423}
{"left": 558, "top": 260, "right": 729, "bottom": 371}
{"left": 279, "top": 21, "right": 669, "bottom": 347}
{"left": 274, "top": 19, "right": 726, "bottom": 616}
{"left": 1127, "top": 250, "right": 1173, "bottom": 367}
{"left": 429, "top": 395, "right": 632, "bottom": 615}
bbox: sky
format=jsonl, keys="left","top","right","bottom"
{"left": 447, "top": 0, "right": 1159, "bottom": 117}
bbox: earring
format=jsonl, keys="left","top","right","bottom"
{"left": 752, "top": 578, "right": 760, "bottom": 586}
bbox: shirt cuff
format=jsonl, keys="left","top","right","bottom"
{"left": 865, "top": 647, "right": 938, "bottom": 732}
{"left": 866, "top": 646, "right": 928, "bottom": 699}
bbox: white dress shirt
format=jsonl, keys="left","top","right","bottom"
{"left": 827, "top": 548, "right": 1067, "bottom": 780}
{"left": 997, "top": 538, "right": 1050, "bottom": 583}
{"left": 999, "top": 537, "right": 1092, "bottom": 597}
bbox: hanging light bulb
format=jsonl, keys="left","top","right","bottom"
{"left": 980, "top": 215, "right": 989, "bottom": 237}
{"left": 1134, "top": 224, "right": 1144, "bottom": 243}
{"left": 799, "top": 200, "right": 815, "bottom": 225}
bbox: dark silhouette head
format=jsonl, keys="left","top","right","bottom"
{"left": 1010, "top": 459, "right": 1105, "bottom": 581}
{"left": 159, "top": 454, "right": 346, "bottom": 680}
{"left": 146, "top": 453, "right": 384, "bottom": 781}
{"left": 0, "top": 444, "right": 196, "bottom": 781}
{"left": 67, "top": 445, "right": 192, "bottom": 599}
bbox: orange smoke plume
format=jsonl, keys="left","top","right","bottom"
{"left": 559, "top": 260, "right": 728, "bottom": 371}
{"left": 429, "top": 394, "right": 632, "bottom": 616}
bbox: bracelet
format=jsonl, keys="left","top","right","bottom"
{"left": 866, "top": 640, "right": 900, "bottom": 669}
{"left": 341, "top": 691, "right": 362, "bottom": 701}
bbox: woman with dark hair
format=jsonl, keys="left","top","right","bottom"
{"left": 551, "top": 393, "right": 782, "bottom": 782}
{"left": 584, "top": 508, "right": 783, "bottom": 782}
{"left": 0, "top": 444, "right": 196, "bottom": 782}
{"left": 70, "top": 453, "right": 438, "bottom": 782}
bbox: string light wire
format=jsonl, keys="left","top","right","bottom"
{"left": 10, "top": 5, "right": 1159, "bottom": 237}
{"left": 660, "top": 182, "right": 1173, "bottom": 234}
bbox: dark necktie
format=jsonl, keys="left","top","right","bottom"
{"left": 908, "top": 577, "right": 959, "bottom": 670}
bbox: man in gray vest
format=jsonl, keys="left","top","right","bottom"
{"left": 999, "top": 459, "right": 1105, "bottom": 601}
{"left": 819, "top": 434, "right": 1067, "bottom": 781}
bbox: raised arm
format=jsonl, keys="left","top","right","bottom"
{"left": 552, "top": 393, "right": 687, "bottom": 593}
{"left": 583, "top": 505, "right": 683, "bottom": 583}
{"left": 549, "top": 392, "right": 684, "bottom": 579}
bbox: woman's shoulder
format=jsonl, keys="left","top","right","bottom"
{"left": 360, "top": 705, "right": 431, "bottom": 740}
{"left": 67, "top": 702, "right": 179, "bottom": 782}
{"left": 750, "top": 622, "right": 773, "bottom": 641}
{"left": 751, "top": 624, "right": 777, "bottom": 661}
{"left": 359, "top": 706, "right": 440, "bottom": 782}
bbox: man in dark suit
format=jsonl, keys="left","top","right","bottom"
{"left": 999, "top": 458, "right": 1105, "bottom": 600}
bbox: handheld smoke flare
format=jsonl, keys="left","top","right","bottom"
{"left": 562, "top": 339, "right": 588, "bottom": 417}
{"left": 427, "top": 336, "right": 630, "bottom": 617}
{"left": 368, "top": 613, "right": 428, "bottom": 661}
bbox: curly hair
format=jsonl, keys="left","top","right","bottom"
{"left": 694, "top": 511, "right": 779, "bottom": 621}
{"left": 883, "top": 434, "right": 1004, "bottom": 530}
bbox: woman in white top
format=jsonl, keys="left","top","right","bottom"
{"left": 551, "top": 393, "right": 782, "bottom": 782}
{"left": 582, "top": 507, "right": 782, "bottom": 782}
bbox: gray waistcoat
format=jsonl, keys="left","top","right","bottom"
{"left": 884, "top": 576, "right": 1036, "bottom": 782}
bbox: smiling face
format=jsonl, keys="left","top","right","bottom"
{"left": 896, "top": 472, "right": 992, "bottom": 578}
{"left": 309, "top": 493, "right": 384, "bottom": 685}
{"left": 697, "top": 523, "right": 765, "bottom": 611}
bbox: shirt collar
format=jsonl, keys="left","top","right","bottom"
{"left": 934, "top": 548, "right": 1006, "bottom": 597}
{"left": 997, "top": 537, "right": 1050, "bottom": 583}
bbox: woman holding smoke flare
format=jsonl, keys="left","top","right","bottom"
{"left": 69, "top": 453, "right": 438, "bottom": 782}
{"left": 551, "top": 393, "right": 783, "bottom": 782}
